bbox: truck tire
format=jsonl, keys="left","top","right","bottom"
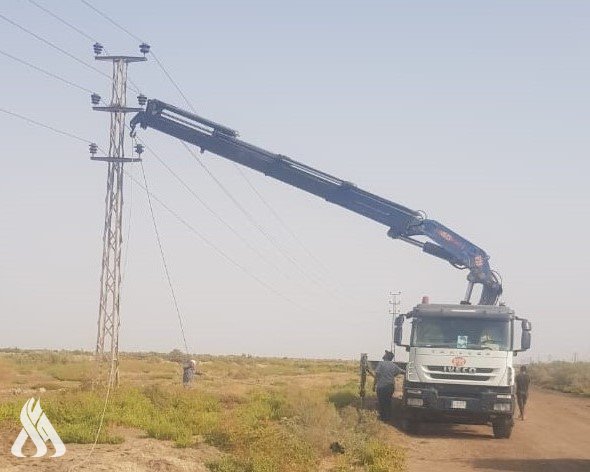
{"left": 492, "top": 417, "right": 513, "bottom": 439}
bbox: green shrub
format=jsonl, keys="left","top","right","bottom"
{"left": 328, "top": 390, "right": 358, "bottom": 410}
{"left": 207, "top": 457, "right": 253, "bottom": 472}
{"left": 204, "top": 429, "right": 232, "bottom": 450}
{"left": 57, "top": 422, "right": 123, "bottom": 444}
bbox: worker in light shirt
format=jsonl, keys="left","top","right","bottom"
{"left": 372, "top": 350, "right": 405, "bottom": 421}
{"left": 182, "top": 359, "right": 197, "bottom": 387}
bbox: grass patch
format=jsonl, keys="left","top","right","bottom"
{"left": 207, "top": 456, "right": 252, "bottom": 472}
{"left": 528, "top": 361, "right": 590, "bottom": 396}
{"left": 203, "top": 387, "right": 403, "bottom": 472}
{"left": 47, "top": 362, "right": 93, "bottom": 382}
{"left": 0, "top": 351, "right": 404, "bottom": 471}
{"left": 328, "top": 384, "right": 359, "bottom": 409}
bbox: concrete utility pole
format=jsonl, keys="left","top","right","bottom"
{"left": 89, "top": 42, "right": 148, "bottom": 386}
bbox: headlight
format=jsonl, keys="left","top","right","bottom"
{"left": 407, "top": 398, "right": 424, "bottom": 407}
{"left": 506, "top": 367, "right": 513, "bottom": 385}
{"left": 406, "top": 388, "right": 422, "bottom": 395}
{"left": 406, "top": 362, "right": 419, "bottom": 382}
{"left": 496, "top": 394, "right": 512, "bottom": 399}
{"left": 493, "top": 403, "right": 511, "bottom": 412}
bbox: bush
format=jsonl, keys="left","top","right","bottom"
{"left": 58, "top": 422, "right": 123, "bottom": 444}
{"left": 528, "top": 362, "right": 590, "bottom": 396}
{"left": 328, "top": 389, "right": 358, "bottom": 409}
{"left": 207, "top": 457, "right": 253, "bottom": 472}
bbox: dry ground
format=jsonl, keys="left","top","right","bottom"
{"left": 0, "top": 426, "right": 220, "bottom": 472}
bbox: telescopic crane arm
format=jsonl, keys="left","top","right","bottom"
{"left": 130, "top": 99, "right": 502, "bottom": 305}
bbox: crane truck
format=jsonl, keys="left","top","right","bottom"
{"left": 130, "top": 99, "right": 532, "bottom": 439}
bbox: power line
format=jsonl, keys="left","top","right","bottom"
{"left": 139, "top": 41, "right": 335, "bottom": 285}
{"left": 0, "top": 107, "right": 94, "bottom": 145}
{"left": 180, "top": 141, "right": 313, "bottom": 275}
{"left": 78, "top": 0, "right": 344, "bottom": 302}
{"left": 231, "top": 165, "right": 354, "bottom": 300}
{"left": 0, "top": 48, "right": 94, "bottom": 94}
{"left": 0, "top": 40, "right": 320, "bottom": 312}
{"left": 0, "top": 12, "right": 114, "bottom": 84}
{"left": 80, "top": 0, "right": 144, "bottom": 44}
{"left": 78, "top": 0, "right": 192, "bottom": 110}
{"left": 181, "top": 143, "right": 352, "bottom": 300}
{"left": 67, "top": 358, "right": 115, "bottom": 472}
{"left": 74, "top": 0, "right": 367, "bottom": 309}
{"left": 1, "top": 44, "right": 134, "bottom": 287}
{"left": 150, "top": 51, "right": 197, "bottom": 114}
{"left": 135, "top": 136, "right": 289, "bottom": 276}
{"left": 27, "top": 0, "right": 99, "bottom": 44}
{"left": 139, "top": 161, "right": 190, "bottom": 354}
{"left": 25, "top": 0, "right": 143, "bottom": 94}
{"left": 0, "top": 35, "right": 325, "bottom": 305}
{"left": 134, "top": 134, "right": 342, "bottom": 307}
{"left": 80, "top": 0, "right": 194, "bottom": 114}
{"left": 77, "top": 0, "right": 332, "bottom": 285}
{"left": 158, "top": 67, "right": 340, "bottom": 291}
{"left": 1, "top": 5, "right": 291, "bottom": 286}
{"left": 232, "top": 164, "right": 332, "bottom": 273}
{"left": 124, "top": 167, "right": 310, "bottom": 312}
{"left": 79, "top": 0, "right": 196, "bottom": 116}
{"left": 0, "top": 105, "right": 311, "bottom": 314}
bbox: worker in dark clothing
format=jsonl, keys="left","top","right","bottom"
{"left": 371, "top": 350, "right": 405, "bottom": 421}
{"left": 515, "top": 365, "right": 531, "bottom": 420}
{"left": 182, "top": 359, "right": 197, "bottom": 387}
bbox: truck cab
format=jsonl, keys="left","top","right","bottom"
{"left": 394, "top": 303, "right": 531, "bottom": 438}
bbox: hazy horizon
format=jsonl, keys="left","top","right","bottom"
{"left": 1, "top": 1, "right": 589, "bottom": 362}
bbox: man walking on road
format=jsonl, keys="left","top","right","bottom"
{"left": 516, "top": 365, "right": 531, "bottom": 420}
{"left": 373, "top": 350, "right": 405, "bottom": 421}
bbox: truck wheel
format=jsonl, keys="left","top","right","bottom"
{"left": 492, "top": 418, "right": 513, "bottom": 439}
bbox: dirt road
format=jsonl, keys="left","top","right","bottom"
{"left": 401, "top": 387, "right": 590, "bottom": 472}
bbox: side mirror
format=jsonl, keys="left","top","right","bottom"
{"left": 393, "top": 314, "right": 406, "bottom": 347}
{"left": 519, "top": 319, "right": 532, "bottom": 351}
{"left": 394, "top": 325, "right": 403, "bottom": 346}
{"left": 521, "top": 330, "right": 531, "bottom": 351}
{"left": 521, "top": 320, "right": 532, "bottom": 331}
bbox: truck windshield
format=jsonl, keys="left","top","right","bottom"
{"left": 412, "top": 317, "right": 510, "bottom": 350}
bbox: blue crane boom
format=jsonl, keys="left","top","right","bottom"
{"left": 130, "top": 99, "right": 502, "bottom": 305}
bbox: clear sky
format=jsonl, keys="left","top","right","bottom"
{"left": 0, "top": 1, "right": 588, "bottom": 361}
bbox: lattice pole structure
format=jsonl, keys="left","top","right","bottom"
{"left": 90, "top": 43, "right": 148, "bottom": 386}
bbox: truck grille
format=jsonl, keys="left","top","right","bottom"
{"left": 429, "top": 373, "right": 492, "bottom": 382}
{"left": 424, "top": 366, "right": 496, "bottom": 382}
